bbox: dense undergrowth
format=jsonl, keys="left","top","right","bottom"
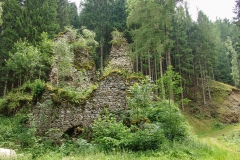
{"left": 0, "top": 65, "right": 240, "bottom": 159}
{"left": 1, "top": 112, "right": 239, "bottom": 160}
{"left": 1, "top": 77, "right": 240, "bottom": 159}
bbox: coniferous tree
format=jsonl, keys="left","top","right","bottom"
{"left": 127, "top": 0, "right": 178, "bottom": 100}
{"left": 0, "top": 2, "right": 2, "bottom": 28}
{"left": 69, "top": 2, "right": 79, "bottom": 28}
{"left": 0, "top": 0, "right": 22, "bottom": 58}
{"left": 225, "top": 36, "right": 240, "bottom": 87}
{"left": 110, "top": 0, "right": 127, "bottom": 32}
{"left": 213, "top": 19, "right": 234, "bottom": 84}
{"left": 57, "top": 0, "right": 70, "bottom": 31}
{"left": 0, "top": 0, "right": 23, "bottom": 94}
{"left": 23, "top": 0, "right": 59, "bottom": 42}
{"left": 171, "top": 5, "right": 192, "bottom": 109}
{"left": 0, "top": 0, "right": 60, "bottom": 95}
{"left": 79, "top": 0, "right": 127, "bottom": 72}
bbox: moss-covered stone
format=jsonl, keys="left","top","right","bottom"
{"left": 74, "top": 59, "right": 95, "bottom": 71}
{"left": 0, "top": 91, "right": 32, "bottom": 116}
{"left": 45, "top": 83, "right": 99, "bottom": 106}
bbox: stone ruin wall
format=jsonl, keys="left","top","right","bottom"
{"left": 33, "top": 72, "right": 133, "bottom": 136}
{"left": 109, "top": 44, "right": 133, "bottom": 72}
{"left": 33, "top": 36, "right": 134, "bottom": 136}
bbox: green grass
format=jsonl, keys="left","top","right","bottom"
{"left": 1, "top": 111, "right": 240, "bottom": 160}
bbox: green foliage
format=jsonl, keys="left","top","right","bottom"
{"left": 52, "top": 37, "right": 74, "bottom": 86}
{"left": 212, "top": 120, "right": 225, "bottom": 130}
{"left": 69, "top": 2, "right": 79, "bottom": 28}
{"left": 157, "top": 66, "right": 183, "bottom": 100}
{"left": 220, "top": 131, "right": 240, "bottom": 145}
{"left": 46, "top": 83, "right": 98, "bottom": 105}
{"left": 57, "top": 0, "right": 70, "bottom": 31}
{"left": 79, "top": 0, "right": 127, "bottom": 69}
{"left": 127, "top": 77, "right": 153, "bottom": 119}
{"left": 0, "top": 2, "right": 2, "bottom": 25}
{"left": 0, "top": 114, "right": 37, "bottom": 149}
{"left": 225, "top": 36, "right": 240, "bottom": 87}
{"left": 109, "top": 30, "right": 127, "bottom": 46}
{"left": 23, "top": 0, "right": 59, "bottom": 42}
{"left": 0, "top": 0, "right": 22, "bottom": 55}
{"left": 92, "top": 112, "right": 130, "bottom": 150}
{"left": 92, "top": 77, "right": 189, "bottom": 152}
{"left": 7, "top": 39, "right": 41, "bottom": 83}
{"left": 72, "top": 28, "right": 98, "bottom": 54}
{"left": 92, "top": 111, "right": 165, "bottom": 151}
{"left": 64, "top": 26, "right": 78, "bottom": 41}
{"left": 147, "top": 101, "right": 189, "bottom": 141}
{"left": 0, "top": 91, "right": 32, "bottom": 116}
{"left": 38, "top": 32, "right": 54, "bottom": 58}
{"left": 128, "top": 78, "right": 188, "bottom": 141}
{"left": 32, "top": 79, "right": 45, "bottom": 101}
{"left": 0, "top": 113, "right": 239, "bottom": 159}
{"left": 37, "top": 32, "right": 54, "bottom": 80}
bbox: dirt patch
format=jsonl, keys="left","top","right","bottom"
{"left": 185, "top": 81, "right": 240, "bottom": 124}
{"left": 218, "top": 92, "right": 240, "bottom": 123}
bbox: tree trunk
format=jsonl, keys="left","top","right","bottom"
{"left": 205, "top": 63, "right": 212, "bottom": 101}
{"left": 100, "top": 42, "right": 103, "bottom": 74}
{"left": 199, "top": 59, "right": 207, "bottom": 105}
{"left": 3, "top": 73, "right": 8, "bottom": 97}
{"left": 148, "top": 50, "right": 151, "bottom": 79}
{"left": 159, "top": 55, "right": 165, "bottom": 99}
{"left": 136, "top": 54, "right": 138, "bottom": 72}
{"left": 166, "top": 48, "right": 171, "bottom": 66}
{"left": 154, "top": 53, "right": 158, "bottom": 81}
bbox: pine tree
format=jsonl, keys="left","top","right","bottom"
{"left": 79, "top": 0, "right": 127, "bottom": 72}
{"left": 57, "top": 0, "right": 70, "bottom": 31}
{"left": 126, "top": 0, "right": 178, "bottom": 100}
{"left": 0, "top": 2, "right": 2, "bottom": 28}
{"left": 69, "top": 2, "right": 79, "bottom": 28}
{"left": 171, "top": 5, "right": 192, "bottom": 109}
{"left": 0, "top": 0, "right": 23, "bottom": 95}
{"left": 23, "top": 0, "right": 59, "bottom": 42}
{"left": 0, "top": 0, "right": 22, "bottom": 57}
{"left": 213, "top": 19, "right": 234, "bottom": 84}
{"left": 225, "top": 36, "right": 240, "bottom": 87}
{"left": 190, "top": 11, "right": 217, "bottom": 105}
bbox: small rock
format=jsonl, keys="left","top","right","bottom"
{"left": 0, "top": 148, "right": 17, "bottom": 159}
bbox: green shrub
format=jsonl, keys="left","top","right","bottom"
{"left": 92, "top": 111, "right": 165, "bottom": 151}
{"left": 212, "top": 120, "right": 225, "bottom": 130}
{"left": 0, "top": 92, "right": 32, "bottom": 115}
{"left": 124, "top": 123, "right": 165, "bottom": 151}
{"left": 92, "top": 113, "right": 130, "bottom": 150}
{"left": 128, "top": 78, "right": 189, "bottom": 142}
{"left": 109, "top": 30, "right": 127, "bottom": 47}
{"left": 147, "top": 101, "right": 189, "bottom": 141}
{"left": 32, "top": 79, "right": 45, "bottom": 101}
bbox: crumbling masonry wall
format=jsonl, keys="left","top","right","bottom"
{"left": 32, "top": 72, "right": 129, "bottom": 135}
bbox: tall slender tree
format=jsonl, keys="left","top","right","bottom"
{"left": 69, "top": 2, "right": 79, "bottom": 28}
{"left": 57, "top": 0, "right": 70, "bottom": 31}
{"left": 127, "top": 0, "right": 178, "bottom": 100}
{"left": 225, "top": 36, "right": 240, "bottom": 87}
{"left": 79, "top": 0, "right": 127, "bottom": 72}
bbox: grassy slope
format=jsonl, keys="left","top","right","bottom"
{"left": 189, "top": 116, "right": 240, "bottom": 160}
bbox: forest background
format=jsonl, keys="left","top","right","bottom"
{"left": 0, "top": 0, "right": 240, "bottom": 98}
{"left": 1, "top": 0, "right": 240, "bottom": 159}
